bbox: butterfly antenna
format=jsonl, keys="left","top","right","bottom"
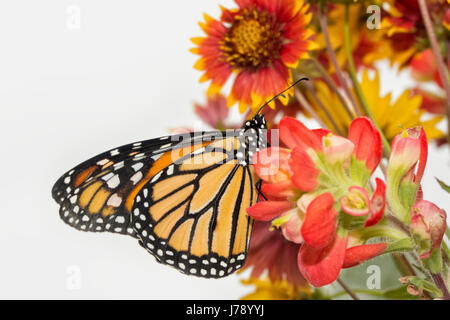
{"left": 255, "top": 77, "right": 309, "bottom": 115}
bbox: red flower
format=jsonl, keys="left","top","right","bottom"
{"left": 347, "top": 117, "right": 382, "bottom": 174}
{"left": 343, "top": 243, "right": 388, "bottom": 268}
{"left": 191, "top": 0, "right": 316, "bottom": 113}
{"left": 298, "top": 234, "right": 348, "bottom": 287}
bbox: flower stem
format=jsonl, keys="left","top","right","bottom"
{"left": 330, "top": 288, "right": 384, "bottom": 299}
{"left": 317, "top": 6, "right": 361, "bottom": 117}
{"left": 431, "top": 273, "right": 450, "bottom": 299}
{"left": 418, "top": 0, "right": 450, "bottom": 144}
{"left": 337, "top": 278, "right": 360, "bottom": 300}
{"left": 442, "top": 240, "right": 450, "bottom": 266}
{"left": 392, "top": 253, "right": 417, "bottom": 277}
{"left": 294, "top": 88, "right": 329, "bottom": 129}
{"left": 306, "top": 82, "right": 345, "bottom": 136}
{"left": 343, "top": 4, "right": 391, "bottom": 156}
{"left": 309, "top": 55, "right": 355, "bottom": 122}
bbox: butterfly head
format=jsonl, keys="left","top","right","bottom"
{"left": 245, "top": 113, "right": 267, "bottom": 130}
{"left": 237, "top": 114, "right": 268, "bottom": 163}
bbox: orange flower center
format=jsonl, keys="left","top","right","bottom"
{"left": 221, "top": 8, "right": 281, "bottom": 69}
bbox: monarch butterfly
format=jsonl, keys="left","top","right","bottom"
{"left": 52, "top": 79, "right": 307, "bottom": 278}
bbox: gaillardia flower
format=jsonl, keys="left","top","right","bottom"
{"left": 191, "top": 0, "right": 316, "bottom": 113}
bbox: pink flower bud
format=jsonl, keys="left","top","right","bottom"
{"left": 410, "top": 200, "right": 447, "bottom": 259}
{"left": 322, "top": 134, "right": 354, "bottom": 165}
{"left": 387, "top": 127, "right": 428, "bottom": 223}
{"left": 280, "top": 210, "right": 304, "bottom": 244}
{"left": 389, "top": 128, "right": 422, "bottom": 175}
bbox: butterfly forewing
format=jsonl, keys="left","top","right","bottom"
{"left": 52, "top": 132, "right": 221, "bottom": 236}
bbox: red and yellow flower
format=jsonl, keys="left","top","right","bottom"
{"left": 191, "top": 0, "right": 317, "bottom": 113}
{"left": 381, "top": 0, "right": 450, "bottom": 66}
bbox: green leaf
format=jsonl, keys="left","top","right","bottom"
{"left": 435, "top": 177, "right": 450, "bottom": 193}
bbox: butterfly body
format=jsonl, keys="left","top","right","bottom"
{"left": 52, "top": 114, "right": 267, "bottom": 278}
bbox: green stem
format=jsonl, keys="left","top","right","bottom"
{"left": 336, "top": 278, "right": 359, "bottom": 300}
{"left": 343, "top": 4, "right": 391, "bottom": 156}
{"left": 318, "top": 5, "right": 361, "bottom": 117}
{"left": 393, "top": 253, "right": 417, "bottom": 277}
{"left": 329, "top": 288, "right": 385, "bottom": 299}
{"left": 294, "top": 88, "right": 329, "bottom": 129}
{"left": 442, "top": 240, "right": 450, "bottom": 266}
{"left": 306, "top": 82, "right": 345, "bottom": 136}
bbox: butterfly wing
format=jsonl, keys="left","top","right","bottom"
{"left": 52, "top": 132, "right": 221, "bottom": 237}
{"left": 131, "top": 136, "right": 259, "bottom": 278}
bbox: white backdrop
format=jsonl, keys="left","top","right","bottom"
{"left": 0, "top": 0, "right": 448, "bottom": 299}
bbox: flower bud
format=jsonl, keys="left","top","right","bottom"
{"left": 387, "top": 127, "right": 427, "bottom": 223}
{"left": 322, "top": 134, "right": 354, "bottom": 165}
{"left": 410, "top": 200, "right": 447, "bottom": 259}
{"left": 389, "top": 128, "right": 422, "bottom": 175}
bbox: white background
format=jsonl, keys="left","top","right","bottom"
{"left": 0, "top": 1, "right": 448, "bottom": 299}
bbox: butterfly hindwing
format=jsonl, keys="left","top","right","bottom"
{"left": 131, "top": 136, "right": 258, "bottom": 278}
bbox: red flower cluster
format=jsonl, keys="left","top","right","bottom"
{"left": 247, "top": 116, "right": 388, "bottom": 287}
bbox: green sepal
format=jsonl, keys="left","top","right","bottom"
{"left": 402, "top": 276, "right": 443, "bottom": 297}
{"left": 349, "top": 156, "right": 371, "bottom": 186}
{"left": 423, "top": 248, "right": 443, "bottom": 274}
{"left": 385, "top": 238, "right": 414, "bottom": 254}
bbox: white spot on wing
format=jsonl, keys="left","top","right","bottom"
{"left": 107, "top": 175, "right": 120, "bottom": 188}
{"left": 107, "top": 193, "right": 122, "bottom": 207}
{"left": 130, "top": 171, "right": 143, "bottom": 185}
